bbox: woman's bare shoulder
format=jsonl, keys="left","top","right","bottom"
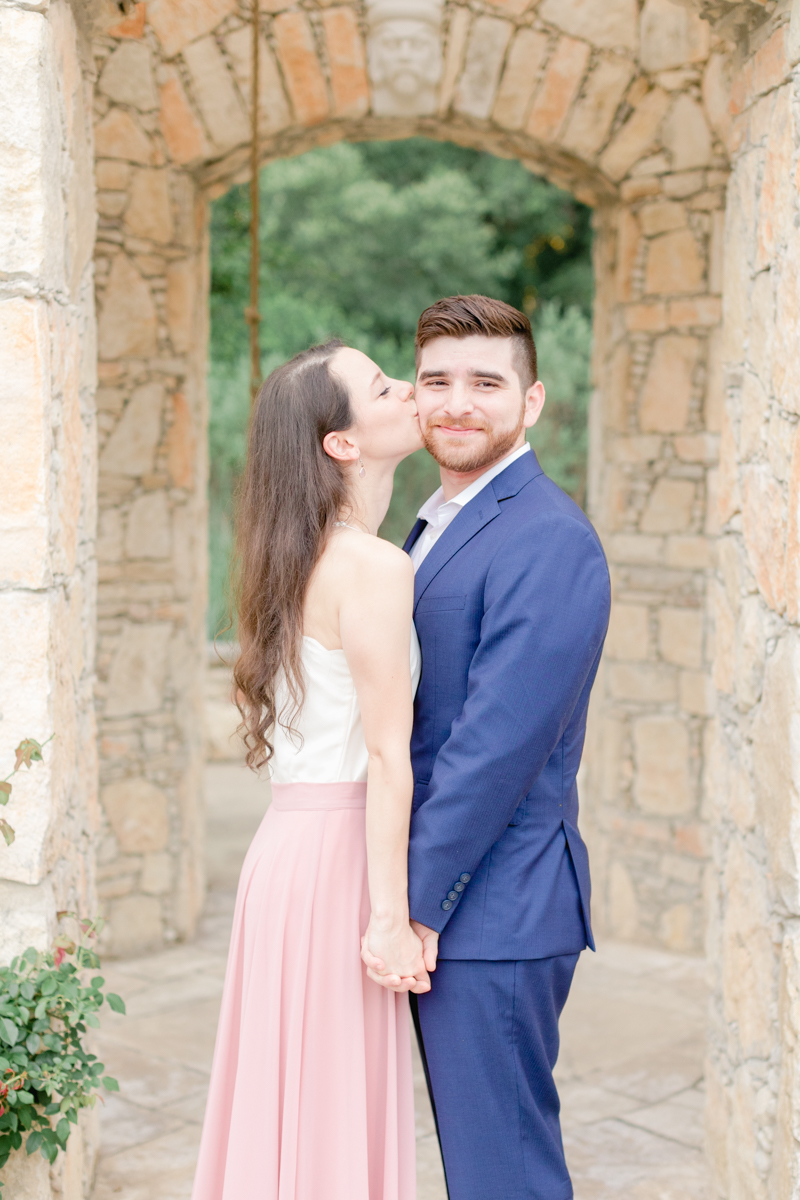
{"left": 334, "top": 529, "right": 412, "bottom": 575}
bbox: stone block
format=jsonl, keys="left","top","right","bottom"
{"left": 455, "top": 15, "right": 513, "bottom": 121}
{"left": 0, "top": 299, "right": 49, "bottom": 589}
{"left": 321, "top": 7, "right": 369, "bottom": 119}
{"left": 611, "top": 435, "right": 663, "bottom": 463}
{"left": 608, "top": 534, "right": 665, "bottom": 564}
{"left": 662, "top": 170, "right": 704, "bottom": 200}
{"left": 742, "top": 464, "right": 786, "bottom": 615}
{"left": 562, "top": 55, "right": 633, "bottom": 160}
{"left": 158, "top": 68, "right": 211, "bottom": 165}
{"left": 183, "top": 36, "right": 249, "bottom": 152}
{"left": 439, "top": 6, "right": 471, "bottom": 114}
{"left": 639, "top": 335, "right": 700, "bottom": 433}
{"left": 492, "top": 28, "right": 548, "bottom": 130}
{"left": 126, "top": 491, "right": 171, "bottom": 559}
{"left": 757, "top": 85, "right": 794, "bottom": 273}
{"left": 659, "top": 606, "right": 703, "bottom": 668}
{"left": 722, "top": 840, "right": 775, "bottom": 1059}
{"left": 146, "top": 0, "right": 237, "bottom": 58}
{"left": 223, "top": 27, "right": 291, "bottom": 134}
{"left": 734, "top": 594, "right": 766, "bottom": 712}
{"left": 616, "top": 208, "right": 640, "bottom": 304}
{"left": 102, "top": 777, "right": 169, "bottom": 853}
{"left": 751, "top": 634, "right": 800, "bottom": 910}
{"left": 166, "top": 392, "right": 195, "bottom": 489}
{"left": 608, "top": 860, "right": 640, "bottom": 939}
{"left": 166, "top": 260, "right": 194, "bottom": 354}
{"left": 600, "top": 87, "right": 670, "bottom": 182}
{"left": 538, "top": 0, "right": 637, "bottom": 52}
{"left": 702, "top": 53, "right": 733, "bottom": 151}
{"left": 666, "top": 535, "right": 708, "bottom": 569}
{"left": 605, "top": 603, "right": 649, "bottom": 660}
{"left": 94, "top": 108, "right": 153, "bottom": 165}
{"left": 526, "top": 36, "right": 590, "bottom": 144}
{"left": 639, "top": 0, "right": 710, "bottom": 73}
{"left": 105, "top": 622, "right": 173, "bottom": 717}
{"left": 663, "top": 94, "right": 712, "bottom": 172}
{"left": 659, "top": 903, "right": 694, "bottom": 951}
{"left": 674, "top": 433, "right": 719, "bottom": 463}
{"left": 106, "top": 2, "right": 147, "bottom": 38}
{"left": 124, "top": 169, "right": 174, "bottom": 244}
{"left": 644, "top": 229, "right": 704, "bottom": 296}
{"left": 106, "top": 894, "right": 163, "bottom": 957}
{"left": 633, "top": 716, "right": 692, "bottom": 815}
{"left": 639, "top": 201, "right": 685, "bottom": 237}
{"left": 752, "top": 24, "right": 789, "bottom": 97}
{"left": 669, "top": 296, "right": 722, "bottom": 327}
{"left": 274, "top": 11, "right": 329, "bottom": 126}
{"left": 640, "top": 477, "right": 695, "bottom": 534}
{"left": 100, "top": 383, "right": 164, "bottom": 477}
{"left": 96, "top": 160, "right": 131, "bottom": 191}
{"left": 97, "top": 254, "right": 158, "bottom": 359}
{"left": 679, "top": 669, "right": 713, "bottom": 716}
{"left": 98, "top": 41, "right": 157, "bottom": 111}
{"left": 625, "top": 302, "right": 668, "bottom": 333}
{"left": 607, "top": 663, "right": 677, "bottom": 702}
{"left": 141, "top": 852, "right": 172, "bottom": 895}
{"left": 0, "top": 1145, "right": 51, "bottom": 1199}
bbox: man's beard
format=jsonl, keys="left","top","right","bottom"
{"left": 421, "top": 415, "right": 524, "bottom": 473}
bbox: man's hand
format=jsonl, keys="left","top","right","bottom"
{"left": 410, "top": 921, "right": 439, "bottom": 974}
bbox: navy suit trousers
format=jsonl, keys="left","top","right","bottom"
{"left": 412, "top": 955, "right": 579, "bottom": 1200}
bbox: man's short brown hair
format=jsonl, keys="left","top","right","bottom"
{"left": 415, "top": 294, "right": 538, "bottom": 390}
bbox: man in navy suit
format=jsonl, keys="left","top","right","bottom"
{"left": 401, "top": 296, "right": 609, "bottom": 1198}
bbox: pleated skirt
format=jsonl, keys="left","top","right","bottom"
{"left": 191, "top": 781, "right": 417, "bottom": 1200}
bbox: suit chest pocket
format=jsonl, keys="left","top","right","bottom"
{"left": 416, "top": 594, "right": 466, "bottom": 614}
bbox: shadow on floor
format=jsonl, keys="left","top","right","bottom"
{"left": 91, "top": 764, "right": 709, "bottom": 1200}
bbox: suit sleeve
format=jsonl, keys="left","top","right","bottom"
{"left": 408, "top": 513, "right": 610, "bottom": 932}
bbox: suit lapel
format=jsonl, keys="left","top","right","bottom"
{"left": 403, "top": 518, "right": 426, "bottom": 556}
{"left": 412, "top": 450, "right": 544, "bottom": 611}
{"left": 413, "top": 490, "right": 501, "bottom": 610}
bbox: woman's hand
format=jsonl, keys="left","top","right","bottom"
{"left": 361, "top": 918, "right": 431, "bottom": 994}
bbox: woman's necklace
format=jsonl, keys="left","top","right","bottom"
{"left": 334, "top": 521, "right": 362, "bottom": 532}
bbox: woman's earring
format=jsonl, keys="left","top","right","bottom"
{"left": 358, "top": 458, "right": 366, "bottom": 479}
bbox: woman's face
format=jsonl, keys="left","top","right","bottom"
{"left": 332, "top": 348, "right": 422, "bottom": 463}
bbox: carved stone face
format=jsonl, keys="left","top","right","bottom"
{"left": 367, "top": 17, "right": 443, "bottom": 116}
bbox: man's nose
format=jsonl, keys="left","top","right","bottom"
{"left": 441, "top": 382, "right": 474, "bottom": 415}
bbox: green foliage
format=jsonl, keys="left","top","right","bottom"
{"left": 207, "top": 139, "right": 594, "bottom": 636}
{"left": 0, "top": 735, "right": 53, "bottom": 848}
{"left": 0, "top": 917, "right": 125, "bottom": 1191}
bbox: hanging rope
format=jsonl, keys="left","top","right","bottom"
{"left": 245, "top": 0, "right": 261, "bottom": 405}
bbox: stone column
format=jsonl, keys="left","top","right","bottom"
{"left": 92, "top": 53, "right": 210, "bottom": 955}
{"left": 0, "top": 0, "right": 100, "bottom": 1192}
{"left": 704, "top": 10, "right": 800, "bottom": 1195}
{"left": 582, "top": 34, "right": 727, "bottom": 953}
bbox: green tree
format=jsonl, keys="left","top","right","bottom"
{"left": 207, "top": 140, "right": 593, "bottom": 637}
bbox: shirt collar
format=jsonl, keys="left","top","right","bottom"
{"left": 416, "top": 443, "right": 531, "bottom": 526}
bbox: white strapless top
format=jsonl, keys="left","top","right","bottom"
{"left": 269, "top": 629, "right": 422, "bottom": 784}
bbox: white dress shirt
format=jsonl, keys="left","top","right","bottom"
{"left": 409, "top": 443, "right": 531, "bottom": 570}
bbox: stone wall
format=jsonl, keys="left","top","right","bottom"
{"left": 704, "top": 3, "right": 800, "bottom": 1194}
{"left": 0, "top": 0, "right": 101, "bottom": 1193}
{"left": 90, "top": 0, "right": 731, "bottom": 959}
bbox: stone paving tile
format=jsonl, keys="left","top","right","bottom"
{"left": 90, "top": 764, "right": 709, "bottom": 1199}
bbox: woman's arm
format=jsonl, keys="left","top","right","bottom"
{"left": 339, "top": 537, "right": 429, "bottom": 994}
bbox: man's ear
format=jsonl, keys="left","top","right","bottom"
{"left": 523, "top": 381, "right": 546, "bottom": 430}
{"left": 322, "top": 429, "right": 360, "bottom": 464}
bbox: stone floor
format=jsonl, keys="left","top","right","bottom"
{"left": 90, "top": 765, "right": 710, "bottom": 1199}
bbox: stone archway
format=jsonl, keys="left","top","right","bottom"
{"left": 91, "top": 0, "right": 727, "bottom": 967}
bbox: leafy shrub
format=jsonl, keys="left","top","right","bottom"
{"left": 0, "top": 916, "right": 125, "bottom": 1192}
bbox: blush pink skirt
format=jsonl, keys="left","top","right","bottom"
{"left": 191, "top": 782, "right": 416, "bottom": 1200}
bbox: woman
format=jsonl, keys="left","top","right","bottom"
{"left": 192, "top": 340, "right": 428, "bottom": 1200}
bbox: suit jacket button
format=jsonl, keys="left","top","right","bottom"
{"left": 454, "top": 882, "right": 465, "bottom": 892}
{"left": 460, "top": 874, "right": 471, "bottom": 884}
{"left": 447, "top": 890, "right": 457, "bottom": 901}
{"left": 442, "top": 900, "right": 453, "bottom": 911}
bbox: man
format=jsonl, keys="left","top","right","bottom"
{"left": 406, "top": 295, "right": 608, "bottom": 1198}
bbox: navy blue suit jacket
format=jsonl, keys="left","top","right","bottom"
{"left": 404, "top": 449, "right": 610, "bottom": 961}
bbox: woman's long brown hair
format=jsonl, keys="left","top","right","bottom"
{"left": 232, "top": 340, "right": 353, "bottom": 769}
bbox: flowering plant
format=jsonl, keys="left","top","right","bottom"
{"left": 0, "top": 915, "right": 125, "bottom": 1190}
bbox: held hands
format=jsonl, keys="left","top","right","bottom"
{"left": 361, "top": 918, "right": 438, "bottom": 994}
